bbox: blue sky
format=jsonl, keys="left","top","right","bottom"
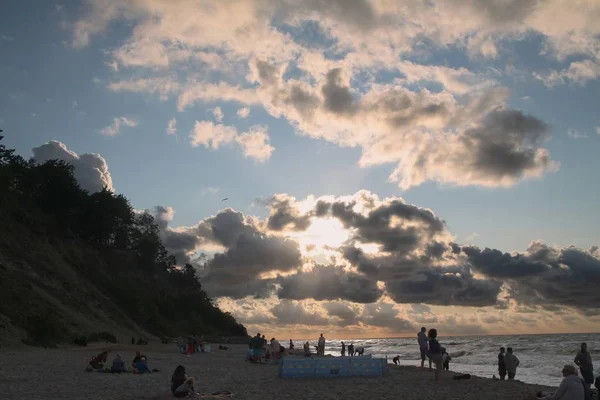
{"left": 2, "top": 1, "right": 600, "bottom": 336}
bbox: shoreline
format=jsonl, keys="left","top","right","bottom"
{"left": 0, "top": 343, "right": 558, "bottom": 400}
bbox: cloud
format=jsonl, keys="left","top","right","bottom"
{"left": 100, "top": 116, "right": 138, "bottom": 136}
{"left": 72, "top": 1, "right": 586, "bottom": 189}
{"left": 31, "top": 140, "right": 113, "bottom": 193}
{"left": 1, "top": 35, "right": 15, "bottom": 41}
{"left": 264, "top": 194, "right": 312, "bottom": 232}
{"left": 190, "top": 121, "right": 275, "bottom": 162}
{"left": 596, "top": 127, "right": 600, "bottom": 136}
{"left": 189, "top": 121, "right": 238, "bottom": 150}
{"left": 567, "top": 129, "right": 588, "bottom": 140}
{"left": 235, "top": 126, "right": 275, "bottom": 162}
{"left": 534, "top": 60, "right": 600, "bottom": 87}
{"left": 277, "top": 264, "right": 384, "bottom": 304}
{"left": 460, "top": 241, "right": 600, "bottom": 309}
{"left": 237, "top": 107, "right": 250, "bottom": 119}
{"left": 166, "top": 118, "right": 177, "bottom": 136}
{"left": 272, "top": 300, "right": 331, "bottom": 326}
{"left": 212, "top": 107, "right": 224, "bottom": 122}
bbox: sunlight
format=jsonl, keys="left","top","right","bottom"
{"left": 289, "top": 217, "right": 350, "bottom": 253}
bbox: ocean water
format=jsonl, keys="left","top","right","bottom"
{"left": 297, "top": 333, "right": 600, "bottom": 387}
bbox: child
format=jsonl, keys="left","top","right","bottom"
{"left": 171, "top": 365, "right": 196, "bottom": 398}
{"left": 442, "top": 348, "right": 452, "bottom": 371}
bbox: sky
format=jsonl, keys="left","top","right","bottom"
{"left": 1, "top": 0, "right": 600, "bottom": 339}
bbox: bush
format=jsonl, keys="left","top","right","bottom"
{"left": 73, "top": 336, "right": 87, "bottom": 346}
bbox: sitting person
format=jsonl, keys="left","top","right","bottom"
{"left": 536, "top": 365, "right": 587, "bottom": 400}
{"left": 171, "top": 365, "right": 196, "bottom": 398}
{"left": 87, "top": 351, "right": 109, "bottom": 371}
{"left": 111, "top": 354, "right": 127, "bottom": 373}
{"left": 393, "top": 355, "right": 400, "bottom": 365}
{"left": 132, "top": 351, "right": 145, "bottom": 368}
{"left": 134, "top": 356, "right": 152, "bottom": 374}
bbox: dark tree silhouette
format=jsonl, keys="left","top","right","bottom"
{"left": 0, "top": 134, "right": 247, "bottom": 341}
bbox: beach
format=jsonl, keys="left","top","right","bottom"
{"left": 0, "top": 343, "right": 556, "bottom": 400}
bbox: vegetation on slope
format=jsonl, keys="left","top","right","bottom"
{"left": 0, "top": 133, "right": 247, "bottom": 346}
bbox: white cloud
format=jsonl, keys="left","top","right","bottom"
{"left": 567, "top": 129, "right": 588, "bottom": 140}
{"left": 1, "top": 35, "right": 14, "bottom": 41}
{"left": 212, "top": 107, "right": 224, "bottom": 122}
{"left": 236, "top": 125, "right": 275, "bottom": 163}
{"left": 100, "top": 116, "right": 138, "bottom": 137}
{"left": 189, "top": 121, "right": 275, "bottom": 162}
{"left": 236, "top": 107, "right": 250, "bottom": 119}
{"left": 177, "top": 82, "right": 259, "bottom": 112}
{"left": 105, "top": 60, "right": 118, "bottom": 71}
{"left": 31, "top": 140, "right": 113, "bottom": 193}
{"left": 534, "top": 60, "right": 600, "bottom": 87}
{"left": 71, "top": 100, "right": 78, "bottom": 109}
{"left": 189, "top": 121, "right": 238, "bottom": 149}
{"left": 596, "top": 127, "right": 600, "bottom": 136}
{"left": 166, "top": 118, "right": 177, "bottom": 136}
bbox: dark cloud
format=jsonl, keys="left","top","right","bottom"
{"left": 461, "top": 245, "right": 549, "bottom": 278}
{"left": 385, "top": 267, "right": 502, "bottom": 307}
{"left": 328, "top": 196, "right": 446, "bottom": 252}
{"left": 360, "top": 303, "right": 414, "bottom": 332}
{"left": 278, "top": 265, "right": 383, "bottom": 303}
{"left": 462, "top": 242, "right": 600, "bottom": 309}
{"left": 284, "top": 84, "right": 320, "bottom": 120}
{"left": 272, "top": 300, "right": 330, "bottom": 326}
{"left": 323, "top": 302, "right": 360, "bottom": 327}
{"left": 460, "top": 109, "right": 551, "bottom": 180}
{"left": 31, "top": 140, "right": 113, "bottom": 193}
{"left": 321, "top": 68, "right": 357, "bottom": 116}
{"left": 265, "top": 194, "right": 312, "bottom": 231}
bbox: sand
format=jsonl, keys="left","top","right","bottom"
{"left": 0, "top": 343, "right": 556, "bottom": 400}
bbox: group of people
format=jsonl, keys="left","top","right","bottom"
{"left": 416, "top": 327, "right": 447, "bottom": 380}
{"left": 247, "top": 333, "right": 286, "bottom": 363}
{"left": 85, "top": 350, "right": 157, "bottom": 374}
{"left": 340, "top": 341, "right": 365, "bottom": 357}
{"left": 175, "top": 335, "right": 206, "bottom": 355}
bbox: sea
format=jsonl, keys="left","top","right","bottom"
{"left": 300, "top": 333, "right": 600, "bottom": 387}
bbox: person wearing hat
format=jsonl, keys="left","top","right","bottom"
{"left": 535, "top": 364, "right": 588, "bottom": 400}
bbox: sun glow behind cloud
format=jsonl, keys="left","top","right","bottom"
{"left": 288, "top": 217, "right": 350, "bottom": 255}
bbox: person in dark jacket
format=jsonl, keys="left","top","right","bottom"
{"left": 427, "top": 329, "right": 443, "bottom": 381}
{"left": 111, "top": 354, "right": 127, "bottom": 373}
{"left": 498, "top": 347, "right": 507, "bottom": 380}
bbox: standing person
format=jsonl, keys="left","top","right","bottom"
{"left": 418, "top": 327, "right": 431, "bottom": 369}
{"left": 289, "top": 339, "right": 294, "bottom": 351}
{"left": 574, "top": 342, "right": 594, "bottom": 388}
{"left": 318, "top": 334, "right": 326, "bottom": 356}
{"left": 341, "top": 341, "right": 346, "bottom": 356}
{"left": 427, "top": 329, "right": 443, "bottom": 381}
{"left": 498, "top": 347, "right": 507, "bottom": 380}
{"left": 504, "top": 347, "right": 520, "bottom": 380}
{"left": 348, "top": 343, "right": 354, "bottom": 357}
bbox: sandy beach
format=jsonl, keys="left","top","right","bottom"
{"left": 0, "top": 343, "right": 557, "bottom": 400}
